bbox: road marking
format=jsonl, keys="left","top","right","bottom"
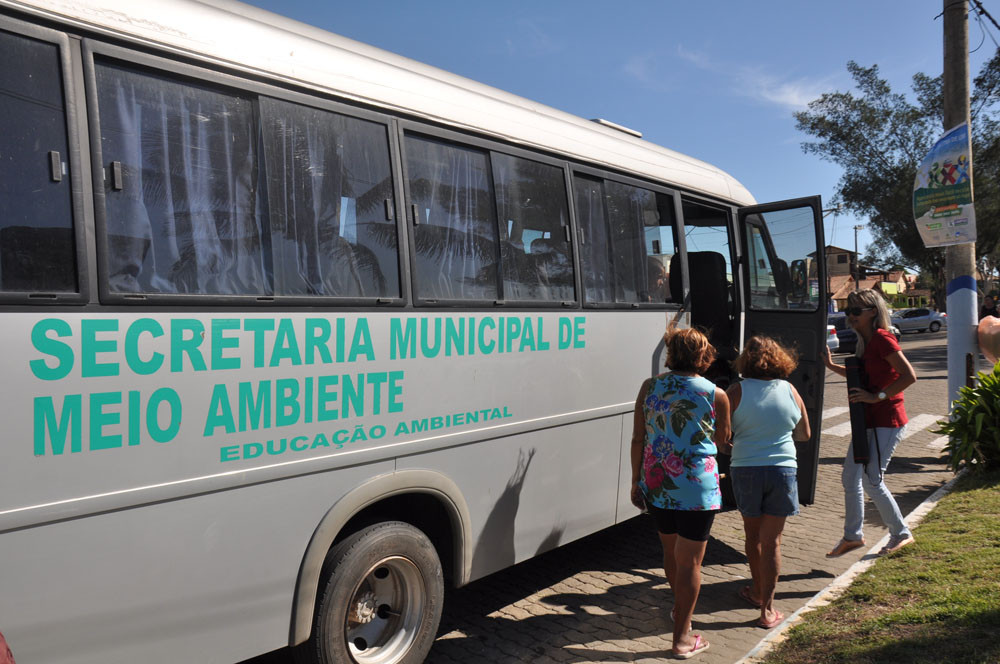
{"left": 927, "top": 436, "right": 949, "bottom": 452}
{"left": 821, "top": 420, "right": 854, "bottom": 437}
{"left": 903, "top": 413, "right": 941, "bottom": 439}
{"left": 821, "top": 411, "right": 944, "bottom": 439}
{"left": 822, "top": 406, "right": 849, "bottom": 421}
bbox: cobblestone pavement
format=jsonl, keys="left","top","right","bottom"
{"left": 245, "top": 332, "right": 954, "bottom": 664}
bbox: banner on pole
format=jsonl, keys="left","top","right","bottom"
{"left": 913, "top": 122, "right": 976, "bottom": 247}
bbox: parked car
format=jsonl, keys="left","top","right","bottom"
{"left": 830, "top": 313, "right": 900, "bottom": 354}
{"left": 891, "top": 307, "right": 947, "bottom": 333}
{"left": 826, "top": 324, "right": 840, "bottom": 353}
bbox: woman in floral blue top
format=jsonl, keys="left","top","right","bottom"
{"left": 630, "top": 327, "right": 731, "bottom": 659}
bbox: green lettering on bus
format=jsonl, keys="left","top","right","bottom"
{"left": 239, "top": 380, "right": 272, "bottom": 431}
{"left": 170, "top": 319, "right": 207, "bottom": 373}
{"left": 204, "top": 384, "right": 236, "bottom": 436}
{"left": 349, "top": 318, "right": 375, "bottom": 362}
{"left": 244, "top": 319, "right": 275, "bottom": 368}
{"left": 33, "top": 394, "right": 82, "bottom": 455}
{"left": 81, "top": 319, "right": 119, "bottom": 378}
{"left": 125, "top": 318, "right": 165, "bottom": 375}
{"left": 147, "top": 388, "right": 182, "bottom": 443}
{"left": 270, "top": 318, "right": 303, "bottom": 367}
{"left": 89, "top": 391, "right": 123, "bottom": 450}
{"left": 275, "top": 378, "right": 300, "bottom": 426}
{"left": 317, "top": 375, "right": 339, "bottom": 421}
{"left": 389, "top": 317, "right": 416, "bottom": 359}
{"left": 30, "top": 318, "right": 74, "bottom": 381}
{"left": 211, "top": 319, "right": 241, "bottom": 370}
{"left": 305, "top": 318, "right": 333, "bottom": 365}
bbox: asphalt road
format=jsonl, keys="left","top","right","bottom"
{"left": 243, "top": 329, "right": 956, "bottom": 664}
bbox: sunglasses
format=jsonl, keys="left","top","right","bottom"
{"left": 845, "top": 306, "right": 874, "bottom": 316}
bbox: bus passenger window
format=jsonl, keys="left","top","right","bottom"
{"left": 572, "top": 175, "right": 613, "bottom": 303}
{"left": 0, "top": 28, "right": 76, "bottom": 293}
{"left": 405, "top": 136, "right": 498, "bottom": 301}
{"left": 260, "top": 98, "right": 399, "bottom": 298}
{"left": 492, "top": 153, "right": 574, "bottom": 302}
{"left": 96, "top": 62, "right": 269, "bottom": 296}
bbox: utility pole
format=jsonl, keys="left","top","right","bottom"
{"left": 944, "top": 0, "right": 978, "bottom": 404}
{"left": 853, "top": 224, "right": 863, "bottom": 290}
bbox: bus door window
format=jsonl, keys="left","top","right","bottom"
{"left": 260, "top": 98, "right": 399, "bottom": 298}
{"left": 491, "top": 152, "right": 574, "bottom": 302}
{"left": 404, "top": 135, "right": 498, "bottom": 302}
{"left": 96, "top": 62, "right": 269, "bottom": 296}
{"left": 744, "top": 208, "right": 820, "bottom": 312}
{"left": 0, "top": 28, "right": 77, "bottom": 293}
{"left": 646, "top": 193, "right": 678, "bottom": 303}
{"left": 679, "top": 200, "right": 737, "bottom": 381}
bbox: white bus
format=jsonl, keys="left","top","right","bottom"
{"left": 0, "top": 1, "right": 828, "bottom": 662}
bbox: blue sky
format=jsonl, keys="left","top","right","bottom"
{"left": 246, "top": 0, "right": 996, "bottom": 263}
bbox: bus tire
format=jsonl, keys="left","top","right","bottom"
{"left": 296, "top": 521, "right": 444, "bottom": 664}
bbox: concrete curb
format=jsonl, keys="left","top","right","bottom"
{"left": 733, "top": 469, "right": 966, "bottom": 664}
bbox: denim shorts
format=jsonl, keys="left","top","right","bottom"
{"left": 731, "top": 466, "right": 799, "bottom": 518}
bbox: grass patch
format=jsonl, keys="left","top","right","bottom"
{"left": 759, "top": 469, "right": 1000, "bottom": 664}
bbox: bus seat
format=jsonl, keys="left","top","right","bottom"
{"left": 670, "top": 251, "right": 735, "bottom": 355}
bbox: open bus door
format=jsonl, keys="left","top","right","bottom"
{"left": 737, "top": 196, "right": 826, "bottom": 504}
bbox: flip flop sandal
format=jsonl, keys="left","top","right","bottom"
{"left": 673, "top": 634, "right": 709, "bottom": 659}
{"left": 738, "top": 585, "right": 762, "bottom": 608}
{"left": 826, "top": 538, "right": 865, "bottom": 558}
{"left": 757, "top": 610, "right": 785, "bottom": 629}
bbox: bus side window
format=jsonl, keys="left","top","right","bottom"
{"left": 572, "top": 175, "right": 614, "bottom": 303}
{"left": 404, "top": 135, "right": 499, "bottom": 302}
{"left": 492, "top": 152, "right": 574, "bottom": 303}
{"left": 0, "top": 28, "right": 77, "bottom": 293}
{"left": 260, "top": 98, "right": 399, "bottom": 298}
{"left": 96, "top": 61, "right": 269, "bottom": 296}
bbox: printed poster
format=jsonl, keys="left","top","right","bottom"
{"left": 913, "top": 122, "right": 976, "bottom": 247}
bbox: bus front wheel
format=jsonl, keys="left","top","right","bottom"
{"left": 298, "top": 521, "right": 444, "bottom": 664}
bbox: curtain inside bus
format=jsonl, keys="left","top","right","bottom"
{"left": 97, "top": 62, "right": 270, "bottom": 296}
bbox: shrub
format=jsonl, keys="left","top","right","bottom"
{"left": 934, "top": 361, "right": 1000, "bottom": 472}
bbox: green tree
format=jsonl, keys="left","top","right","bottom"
{"left": 795, "top": 54, "right": 1000, "bottom": 306}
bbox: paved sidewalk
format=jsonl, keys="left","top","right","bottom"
{"left": 425, "top": 334, "right": 953, "bottom": 664}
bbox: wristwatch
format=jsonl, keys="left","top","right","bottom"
{"left": 877, "top": 391, "right": 887, "bottom": 401}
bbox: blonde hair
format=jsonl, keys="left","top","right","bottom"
{"left": 846, "top": 289, "right": 891, "bottom": 358}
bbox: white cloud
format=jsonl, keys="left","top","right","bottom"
{"left": 674, "top": 43, "right": 839, "bottom": 110}
{"left": 506, "top": 19, "right": 561, "bottom": 58}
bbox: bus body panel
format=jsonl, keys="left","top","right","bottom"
{"left": 0, "top": 461, "right": 392, "bottom": 664}
{"left": 396, "top": 416, "right": 623, "bottom": 583}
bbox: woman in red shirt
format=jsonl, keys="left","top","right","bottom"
{"left": 823, "top": 289, "right": 917, "bottom": 557}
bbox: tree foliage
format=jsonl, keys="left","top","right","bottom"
{"left": 795, "top": 53, "right": 1000, "bottom": 281}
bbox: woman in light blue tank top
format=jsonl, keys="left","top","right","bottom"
{"left": 725, "top": 336, "right": 810, "bottom": 631}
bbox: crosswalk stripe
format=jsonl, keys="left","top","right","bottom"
{"left": 820, "top": 411, "right": 945, "bottom": 439}
{"left": 927, "top": 436, "right": 949, "bottom": 452}
{"left": 903, "top": 413, "right": 942, "bottom": 439}
{"left": 822, "top": 406, "right": 849, "bottom": 421}
{"left": 821, "top": 420, "right": 854, "bottom": 437}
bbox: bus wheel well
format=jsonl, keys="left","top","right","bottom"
{"left": 333, "top": 493, "right": 457, "bottom": 587}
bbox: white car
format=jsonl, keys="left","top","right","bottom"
{"left": 891, "top": 307, "right": 947, "bottom": 333}
{"left": 826, "top": 324, "right": 840, "bottom": 353}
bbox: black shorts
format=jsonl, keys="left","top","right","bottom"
{"left": 645, "top": 502, "right": 717, "bottom": 542}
